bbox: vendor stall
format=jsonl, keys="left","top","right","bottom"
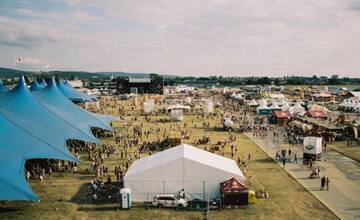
{"left": 220, "top": 177, "right": 248, "bottom": 207}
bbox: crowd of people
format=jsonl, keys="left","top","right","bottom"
{"left": 23, "top": 91, "right": 339, "bottom": 206}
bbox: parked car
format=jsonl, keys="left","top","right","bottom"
{"left": 152, "top": 194, "right": 188, "bottom": 209}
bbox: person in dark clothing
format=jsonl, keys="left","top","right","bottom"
{"left": 321, "top": 176, "right": 326, "bottom": 190}
{"left": 326, "top": 177, "right": 330, "bottom": 190}
{"left": 282, "top": 157, "right": 286, "bottom": 168}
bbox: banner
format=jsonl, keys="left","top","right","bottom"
{"left": 303, "top": 137, "right": 322, "bottom": 155}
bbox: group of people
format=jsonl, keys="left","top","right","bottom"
{"left": 320, "top": 176, "right": 330, "bottom": 191}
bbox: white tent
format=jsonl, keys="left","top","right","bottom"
{"left": 292, "top": 102, "right": 305, "bottom": 114}
{"left": 143, "top": 99, "right": 155, "bottom": 113}
{"left": 269, "top": 99, "right": 280, "bottom": 109}
{"left": 256, "top": 99, "right": 270, "bottom": 113}
{"left": 185, "top": 97, "right": 192, "bottom": 104}
{"left": 170, "top": 109, "right": 184, "bottom": 121}
{"left": 248, "top": 99, "right": 258, "bottom": 106}
{"left": 204, "top": 99, "right": 214, "bottom": 114}
{"left": 223, "top": 117, "right": 234, "bottom": 127}
{"left": 124, "top": 144, "right": 244, "bottom": 201}
{"left": 258, "top": 99, "right": 267, "bottom": 107}
{"left": 281, "top": 102, "right": 290, "bottom": 111}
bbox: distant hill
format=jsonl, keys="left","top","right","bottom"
{"left": 0, "top": 67, "right": 30, "bottom": 77}
{"left": 0, "top": 67, "right": 175, "bottom": 80}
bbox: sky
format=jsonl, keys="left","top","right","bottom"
{"left": 0, "top": 0, "right": 360, "bottom": 77}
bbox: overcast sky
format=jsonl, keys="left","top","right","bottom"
{"left": 0, "top": 0, "right": 360, "bottom": 77}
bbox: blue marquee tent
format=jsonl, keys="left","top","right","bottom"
{"left": 29, "top": 80, "right": 43, "bottom": 91}
{"left": 0, "top": 76, "right": 105, "bottom": 201}
{"left": 0, "top": 113, "right": 78, "bottom": 201}
{"left": 33, "top": 78, "right": 113, "bottom": 134}
{"left": 58, "top": 80, "right": 96, "bottom": 102}
{"left": 39, "top": 79, "right": 47, "bottom": 88}
{"left": 0, "top": 77, "right": 100, "bottom": 146}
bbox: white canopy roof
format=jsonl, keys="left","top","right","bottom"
{"left": 124, "top": 144, "right": 244, "bottom": 201}
{"left": 292, "top": 102, "right": 305, "bottom": 114}
{"left": 257, "top": 99, "right": 269, "bottom": 110}
{"left": 341, "top": 97, "right": 360, "bottom": 108}
{"left": 350, "top": 91, "right": 360, "bottom": 98}
{"left": 281, "top": 102, "right": 290, "bottom": 111}
{"left": 248, "top": 99, "right": 258, "bottom": 106}
{"left": 270, "top": 99, "right": 280, "bottom": 109}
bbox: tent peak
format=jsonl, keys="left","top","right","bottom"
{"left": 17, "top": 75, "right": 28, "bottom": 89}
{"left": 40, "top": 79, "right": 47, "bottom": 88}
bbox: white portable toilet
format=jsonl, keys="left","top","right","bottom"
{"left": 120, "top": 188, "right": 132, "bottom": 209}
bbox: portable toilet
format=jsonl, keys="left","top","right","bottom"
{"left": 120, "top": 188, "right": 132, "bottom": 209}
{"left": 248, "top": 190, "right": 256, "bottom": 204}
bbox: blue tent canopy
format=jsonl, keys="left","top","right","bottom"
{"left": 0, "top": 77, "right": 100, "bottom": 146}
{"left": 39, "top": 79, "right": 47, "bottom": 88}
{"left": 0, "top": 77, "right": 94, "bottom": 201}
{"left": 33, "top": 78, "right": 113, "bottom": 134}
{"left": 58, "top": 80, "right": 96, "bottom": 102}
{"left": 0, "top": 114, "right": 77, "bottom": 201}
{"left": 0, "top": 76, "right": 117, "bottom": 201}
{"left": 0, "top": 80, "right": 9, "bottom": 93}
{"left": 89, "top": 112, "right": 115, "bottom": 126}
{"left": 0, "top": 76, "right": 106, "bottom": 201}
{"left": 29, "top": 80, "right": 43, "bottom": 91}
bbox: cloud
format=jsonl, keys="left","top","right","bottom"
{"left": 0, "top": 0, "right": 359, "bottom": 76}
{"left": 0, "top": 16, "right": 60, "bottom": 48}
{"left": 14, "top": 56, "right": 50, "bottom": 70}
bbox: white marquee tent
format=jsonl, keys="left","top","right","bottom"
{"left": 204, "top": 99, "right": 214, "bottom": 114}
{"left": 292, "top": 102, "right": 306, "bottom": 114}
{"left": 124, "top": 144, "right": 244, "bottom": 201}
{"left": 170, "top": 109, "right": 184, "bottom": 121}
{"left": 281, "top": 102, "right": 290, "bottom": 111}
{"left": 143, "top": 99, "right": 155, "bottom": 113}
{"left": 248, "top": 99, "right": 258, "bottom": 106}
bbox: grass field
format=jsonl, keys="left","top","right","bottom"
{"left": 328, "top": 141, "right": 360, "bottom": 162}
{"left": 0, "top": 98, "right": 338, "bottom": 220}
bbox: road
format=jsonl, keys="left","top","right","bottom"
{"left": 245, "top": 130, "right": 360, "bottom": 220}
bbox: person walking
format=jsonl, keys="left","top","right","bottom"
{"left": 282, "top": 157, "right": 286, "bottom": 168}
{"left": 326, "top": 177, "right": 330, "bottom": 191}
{"left": 321, "top": 176, "right": 326, "bottom": 190}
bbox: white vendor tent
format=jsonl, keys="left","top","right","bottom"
{"left": 269, "top": 99, "right": 281, "bottom": 110}
{"left": 124, "top": 144, "right": 244, "bottom": 201}
{"left": 170, "top": 109, "right": 184, "bottom": 121}
{"left": 223, "top": 117, "right": 234, "bottom": 127}
{"left": 248, "top": 99, "right": 258, "bottom": 106}
{"left": 143, "top": 99, "right": 155, "bottom": 113}
{"left": 292, "top": 102, "right": 305, "bottom": 114}
{"left": 204, "top": 99, "right": 214, "bottom": 114}
{"left": 281, "top": 102, "right": 290, "bottom": 111}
